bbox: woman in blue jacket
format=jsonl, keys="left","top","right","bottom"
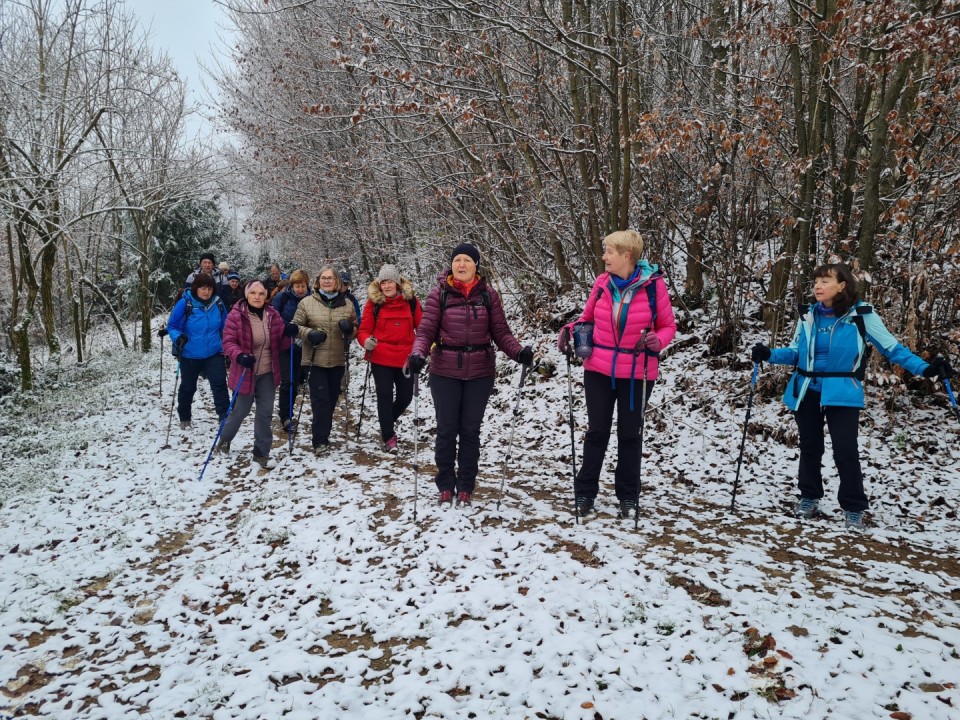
{"left": 751, "top": 263, "right": 953, "bottom": 529}
{"left": 167, "top": 273, "right": 230, "bottom": 428}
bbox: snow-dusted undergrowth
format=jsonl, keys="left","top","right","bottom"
{"left": 1, "top": 314, "right": 958, "bottom": 719}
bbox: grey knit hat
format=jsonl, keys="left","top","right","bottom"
{"left": 377, "top": 264, "right": 401, "bottom": 284}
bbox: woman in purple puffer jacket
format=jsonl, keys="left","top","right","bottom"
{"left": 408, "top": 243, "right": 533, "bottom": 507}
{"left": 218, "top": 281, "right": 298, "bottom": 469}
{"left": 559, "top": 229, "right": 677, "bottom": 520}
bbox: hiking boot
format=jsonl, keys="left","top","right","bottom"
{"left": 179, "top": 420, "right": 192, "bottom": 429}
{"left": 253, "top": 454, "right": 276, "bottom": 470}
{"left": 281, "top": 418, "right": 297, "bottom": 432}
{"left": 844, "top": 510, "right": 865, "bottom": 530}
{"left": 618, "top": 499, "right": 637, "bottom": 519}
{"left": 382, "top": 435, "right": 398, "bottom": 453}
{"left": 575, "top": 496, "right": 594, "bottom": 516}
{"left": 438, "top": 490, "right": 454, "bottom": 506}
{"left": 795, "top": 497, "right": 820, "bottom": 519}
{"left": 313, "top": 443, "right": 330, "bottom": 457}
{"left": 215, "top": 440, "right": 231, "bottom": 454}
{"left": 456, "top": 491, "right": 472, "bottom": 507}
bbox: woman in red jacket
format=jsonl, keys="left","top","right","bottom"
{"left": 357, "top": 264, "right": 423, "bottom": 452}
{"left": 219, "top": 281, "right": 298, "bottom": 468}
{"left": 408, "top": 244, "right": 533, "bottom": 506}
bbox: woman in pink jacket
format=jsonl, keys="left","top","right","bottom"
{"left": 218, "top": 281, "right": 297, "bottom": 468}
{"left": 560, "top": 230, "right": 677, "bottom": 519}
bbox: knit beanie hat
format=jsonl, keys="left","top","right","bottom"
{"left": 200, "top": 251, "right": 216, "bottom": 264}
{"left": 377, "top": 264, "right": 401, "bottom": 284}
{"left": 450, "top": 243, "right": 480, "bottom": 268}
{"left": 244, "top": 280, "right": 267, "bottom": 299}
{"left": 227, "top": 273, "right": 241, "bottom": 281}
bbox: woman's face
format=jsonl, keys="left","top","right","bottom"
{"left": 602, "top": 244, "right": 634, "bottom": 279}
{"left": 380, "top": 279, "right": 398, "bottom": 297}
{"left": 317, "top": 271, "right": 338, "bottom": 293}
{"left": 196, "top": 285, "right": 214, "bottom": 301}
{"left": 247, "top": 287, "right": 267, "bottom": 308}
{"left": 451, "top": 254, "right": 477, "bottom": 283}
{"left": 813, "top": 271, "right": 845, "bottom": 307}
{"left": 293, "top": 282, "right": 308, "bottom": 298}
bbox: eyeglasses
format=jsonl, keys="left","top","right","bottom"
{"left": 319, "top": 275, "right": 336, "bottom": 281}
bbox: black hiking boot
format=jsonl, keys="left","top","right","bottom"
{"left": 619, "top": 499, "right": 637, "bottom": 520}
{"left": 575, "top": 496, "right": 594, "bottom": 517}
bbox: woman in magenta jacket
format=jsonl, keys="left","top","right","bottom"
{"left": 218, "top": 280, "right": 297, "bottom": 468}
{"left": 408, "top": 243, "right": 532, "bottom": 507}
{"left": 357, "top": 264, "right": 423, "bottom": 452}
{"left": 560, "top": 229, "right": 677, "bottom": 519}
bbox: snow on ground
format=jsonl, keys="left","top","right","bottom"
{"left": 1, "top": 317, "right": 959, "bottom": 719}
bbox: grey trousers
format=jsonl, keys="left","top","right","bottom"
{"left": 220, "top": 373, "right": 276, "bottom": 458}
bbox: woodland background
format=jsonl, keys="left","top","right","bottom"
{"left": 3, "top": 0, "right": 959, "bottom": 391}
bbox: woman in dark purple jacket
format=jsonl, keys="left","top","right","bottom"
{"left": 408, "top": 243, "right": 532, "bottom": 506}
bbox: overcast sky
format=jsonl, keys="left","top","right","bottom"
{"left": 123, "top": 0, "right": 233, "bottom": 140}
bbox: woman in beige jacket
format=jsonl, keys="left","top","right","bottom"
{"left": 291, "top": 266, "right": 357, "bottom": 454}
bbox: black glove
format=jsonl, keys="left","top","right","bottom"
{"left": 338, "top": 319, "right": 354, "bottom": 337}
{"left": 922, "top": 355, "right": 954, "bottom": 380}
{"left": 283, "top": 323, "right": 300, "bottom": 338}
{"left": 157, "top": 326, "right": 169, "bottom": 338}
{"left": 172, "top": 335, "right": 187, "bottom": 357}
{"left": 236, "top": 353, "right": 256, "bottom": 369}
{"left": 307, "top": 330, "right": 327, "bottom": 345}
{"left": 407, "top": 354, "right": 426, "bottom": 374}
{"left": 517, "top": 346, "right": 534, "bottom": 366}
{"left": 751, "top": 343, "right": 771, "bottom": 363}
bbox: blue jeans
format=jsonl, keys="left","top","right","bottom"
{"left": 177, "top": 353, "right": 229, "bottom": 422}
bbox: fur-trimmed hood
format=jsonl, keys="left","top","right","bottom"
{"left": 366, "top": 277, "right": 416, "bottom": 305}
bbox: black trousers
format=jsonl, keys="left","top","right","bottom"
{"left": 277, "top": 345, "right": 303, "bottom": 421}
{"left": 371, "top": 363, "right": 414, "bottom": 441}
{"left": 430, "top": 374, "right": 495, "bottom": 494}
{"left": 307, "top": 365, "right": 345, "bottom": 447}
{"left": 795, "top": 391, "right": 867, "bottom": 512}
{"left": 574, "top": 370, "right": 655, "bottom": 501}
{"left": 177, "top": 353, "right": 229, "bottom": 422}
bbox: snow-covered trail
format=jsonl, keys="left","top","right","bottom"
{"left": 2, "top": 335, "right": 958, "bottom": 719}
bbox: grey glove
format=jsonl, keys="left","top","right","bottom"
{"left": 364, "top": 337, "right": 378, "bottom": 352}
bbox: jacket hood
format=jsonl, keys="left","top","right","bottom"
{"left": 367, "top": 277, "right": 415, "bottom": 304}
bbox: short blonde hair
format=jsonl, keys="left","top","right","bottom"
{"left": 314, "top": 265, "right": 343, "bottom": 292}
{"left": 289, "top": 269, "right": 309, "bottom": 286}
{"left": 603, "top": 229, "right": 644, "bottom": 265}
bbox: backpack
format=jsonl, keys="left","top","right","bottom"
{"left": 177, "top": 293, "right": 226, "bottom": 329}
{"left": 439, "top": 283, "right": 490, "bottom": 321}
{"left": 795, "top": 303, "right": 873, "bottom": 381}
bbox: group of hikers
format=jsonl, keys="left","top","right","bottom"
{"left": 163, "top": 231, "right": 955, "bottom": 529}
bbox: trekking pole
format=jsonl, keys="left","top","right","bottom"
{"left": 288, "top": 345, "right": 295, "bottom": 453}
{"left": 356, "top": 361, "right": 372, "bottom": 443}
{"left": 730, "top": 362, "right": 760, "bottom": 512}
{"left": 497, "top": 362, "right": 530, "bottom": 510}
{"left": 412, "top": 370, "right": 421, "bottom": 524}
{"left": 162, "top": 360, "right": 181, "bottom": 449}
{"left": 198, "top": 369, "right": 247, "bottom": 482}
{"left": 158, "top": 326, "right": 167, "bottom": 394}
{"left": 944, "top": 378, "right": 960, "bottom": 425}
{"left": 342, "top": 341, "right": 351, "bottom": 448}
{"left": 565, "top": 338, "right": 580, "bottom": 525}
{"left": 291, "top": 347, "right": 318, "bottom": 453}
{"left": 635, "top": 330, "right": 650, "bottom": 531}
